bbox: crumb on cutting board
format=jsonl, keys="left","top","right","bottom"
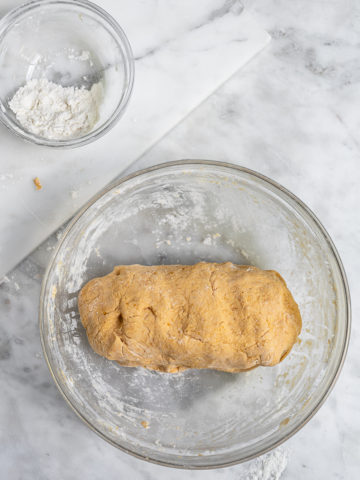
{"left": 33, "top": 177, "right": 42, "bottom": 190}
{"left": 141, "top": 421, "right": 149, "bottom": 429}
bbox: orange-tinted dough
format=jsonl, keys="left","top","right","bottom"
{"left": 78, "top": 262, "right": 301, "bottom": 373}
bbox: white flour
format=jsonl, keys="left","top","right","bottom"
{"left": 241, "top": 449, "right": 289, "bottom": 480}
{"left": 9, "top": 78, "right": 103, "bottom": 139}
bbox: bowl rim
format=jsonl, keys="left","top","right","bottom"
{"left": 39, "top": 159, "right": 351, "bottom": 469}
{"left": 0, "top": 0, "right": 135, "bottom": 148}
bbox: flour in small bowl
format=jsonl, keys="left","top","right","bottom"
{"left": 9, "top": 78, "right": 103, "bottom": 140}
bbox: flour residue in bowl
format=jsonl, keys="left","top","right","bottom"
{"left": 41, "top": 165, "right": 342, "bottom": 467}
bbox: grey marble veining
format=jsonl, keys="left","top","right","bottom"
{"left": 0, "top": 0, "right": 269, "bottom": 278}
{"left": 1, "top": 0, "right": 360, "bottom": 478}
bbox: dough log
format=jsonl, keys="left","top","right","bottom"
{"left": 78, "top": 262, "right": 302, "bottom": 373}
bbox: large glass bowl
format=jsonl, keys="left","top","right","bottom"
{"left": 40, "top": 161, "right": 350, "bottom": 468}
{"left": 0, "top": 0, "right": 134, "bottom": 147}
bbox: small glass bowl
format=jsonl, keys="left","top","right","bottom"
{"left": 0, "top": 0, "right": 134, "bottom": 148}
{"left": 40, "top": 160, "right": 350, "bottom": 469}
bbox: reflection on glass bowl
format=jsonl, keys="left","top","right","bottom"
{"left": 40, "top": 160, "right": 350, "bottom": 468}
{"left": 0, "top": 0, "right": 134, "bottom": 147}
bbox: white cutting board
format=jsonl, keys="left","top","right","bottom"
{"left": 0, "top": 0, "right": 270, "bottom": 278}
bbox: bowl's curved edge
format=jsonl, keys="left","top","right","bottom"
{"left": 39, "top": 159, "right": 351, "bottom": 469}
{"left": 0, "top": 0, "right": 135, "bottom": 149}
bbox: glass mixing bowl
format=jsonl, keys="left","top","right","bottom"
{"left": 40, "top": 161, "right": 350, "bottom": 468}
{"left": 0, "top": 0, "right": 134, "bottom": 147}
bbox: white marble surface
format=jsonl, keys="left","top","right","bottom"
{"left": 0, "top": 0, "right": 269, "bottom": 278}
{"left": 1, "top": 0, "right": 360, "bottom": 478}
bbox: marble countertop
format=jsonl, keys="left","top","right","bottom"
{"left": 1, "top": 0, "right": 359, "bottom": 478}
{"left": 0, "top": 0, "right": 270, "bottom": 278}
